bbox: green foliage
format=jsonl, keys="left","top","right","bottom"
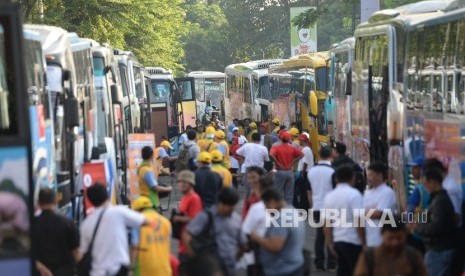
{"left": 25, "top": 0, "right": 187, "bottom": 74}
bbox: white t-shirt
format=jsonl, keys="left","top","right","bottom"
{"left": 297, "top": 146, "right": 314, "bottom": 172}
{"left": 242, "top": 201, "right": 266, "bottom": 265}
{"left": 323, "top": 183, "right": 363, "bottom": 245}
{"left": 80, "top": 205, "right": 145, "bottom": 276}
{"left": 236, "top": 143, "right": 270, "bottom": 173}
{"left": 307, "top": 161, "right": 334, "bottom": 210}
{"left": 363, "top": 183, "right": 396, "bottom": 246}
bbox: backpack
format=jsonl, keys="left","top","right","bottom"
{"left": 175, "top": 144, "right": 192, "bottom": 172}
{"left": 364, "top": 246, "right": 421, "bottom": 276}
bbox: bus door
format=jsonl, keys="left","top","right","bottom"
{"left": 175, "top": 77, "right": 196, "bottom": 129}
{"left": 0, "top": 5, "right": 34, "bottom": 274}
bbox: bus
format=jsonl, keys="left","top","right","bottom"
{"left": 224, "top": 59, "right": 282, "bottom": 126}
{"left": 89, "top": 41, "right": 128, "bottom": 202}
{"left": 0, "top": 5, "right": 35, "bottom": 274}
{"left": 352, "top": 0, "right": 465, "bottom": 210}
{"left": 23, "top": 29, "right": 56, "bottom": 206}
{"left": 269, "top": 53, "right": 330, "bottom": 154}
{"left": 26, "top": 25, "right": 82, "bottom": 215}
{"left": 115, "top": 51, "right": 151, "bottom": 134}
{"left": 328, "top": 37, "right": 355, "bottom": 156}
{"left": 186, "top": 71, "right": 225, "bottom": 124}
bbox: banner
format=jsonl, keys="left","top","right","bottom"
{"left": 127, "top": 134, "right": 156, "bottom": 202}
{"left": 81, "top": 161, "right": 109, "bottom": 216}
{"left": 290, "top": 7, "right": 317, "bottom": 56}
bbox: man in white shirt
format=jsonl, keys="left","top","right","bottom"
{"left": 363, "top": 161, "right": 396, "bottom": 247}
{"left": 323, "top": 165, "right": 365, "bottom": 276}
{"left": 307, "top": 146, "right": 335, "bottom": 271}
{"left": 80, "top": 184, "right": 149, "bottom": 276}
{"left": 297, "top": 133, "right": 314, "bottom": 175}
{"left": 236, "top": 132, "right": 270, "bottom": 195}
{"left": 242, "top": 175, "right": 274, "bottom": 275}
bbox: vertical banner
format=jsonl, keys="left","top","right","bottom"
{"left": 127, "top": 134, "right": 156, "bottom": 202}
{"left": 290, "top": 7, "right": 317, "bottom": 56}
{"left": 81, "top": 161, "right": 109, "bottom": 216}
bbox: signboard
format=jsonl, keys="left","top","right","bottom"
{"left": 290, "top": 7, "right": 317, "bottom": 56}
{"left": 361, "top": 0, "right": 380, "bottom": 23}
{"left": 127, "top": 133, "right": 156, "bottom": 202}
{"left": 81, "top": 161, "right": 109, "bottom": 216}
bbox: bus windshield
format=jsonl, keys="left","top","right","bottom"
{"left": 316, "top": 67, "right": 329, "bottom": 92}
{"left": 258, "top": 76, "right": 271, "bottom": 99}
{"left": 150, "top": 80, "right": 172, "bottom": 104}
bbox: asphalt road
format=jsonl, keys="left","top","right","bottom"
{"left": 158, "top": 175, "right": 336, "bottom": 276}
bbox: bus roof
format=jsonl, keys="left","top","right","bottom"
{"left": 23, "top": 29, "right": 41, "bottom": 42}
{"left": 186, "top": 71, "right": 225, "bottom": 78}
{"left": 355, "top": 0, "right": 463, "bottom": 33}
{"left": 225, "top": 59, "right": 283, "bottom": 77}
{"left": 277, "top": 52, "right": 328, "bottom": 69}
{"left": 68, "top": 32, "right": 92, "bottom": 52}
{"left": 146, "top": 67, "right": 174, "bottom": 80}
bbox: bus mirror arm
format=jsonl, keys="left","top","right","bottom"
{"left": 111, "top": 84, "right": 121, "bottom": 104}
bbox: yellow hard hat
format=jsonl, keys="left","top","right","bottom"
{"left": 272, "top": 117, "right": 280, "bottom": 125}
{"left": 160, "top": 140, "right": 173, "bottom": 149}
{"left": 132, "top": 196, "right": 152, "bottom": 211}
{"left": 215, "top": 130, "right": 225, "bottom": 139}
{"left": 205, "top": 126, "right": 216, "bottom": 135}
{"left": 289, "top": 127, "right": 299, "bottom": 137}
{"left": 198, "top": 152, "right": 212, "bottom": 163}
{"left": 249, "top": 122, "right": 257, "bottom": 129}
{"left": 211, "top": 150, "right": 224, "bottom": 162}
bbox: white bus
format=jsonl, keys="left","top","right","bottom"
{"left": 186, "top": 71, "right": 225, "bottom": 124}
{"left": 224, "top": 60, "right": 282, "bottom": 125}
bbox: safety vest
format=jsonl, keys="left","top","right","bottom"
{"left": 211, "top": 164, "right": 233, "bottom": 187}
{"left": 134, "top": 210, "right": 172, "bottom": 276}
{"left": 198, "top": 138, "right": 217, "bottom": 153}
{"left": 138, "top": 161, "right": 159, "bottom": 208}
{"left": 217, "top": 140, "right": 231, "bottom": 169}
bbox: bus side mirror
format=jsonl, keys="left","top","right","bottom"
{"left": 111, "top": 84, "right": 121, "bottom": 104}
{"left": 345, "top": 69, "right": 352, "bottom": 96}
{"left": 65, "top": 97, "right": 79, "bottom": 128}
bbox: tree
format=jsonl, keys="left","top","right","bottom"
{"left": 183, "top": 0, "right": 231, "bottom": 72}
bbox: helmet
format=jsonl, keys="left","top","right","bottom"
{"left": 198, "top": 152, "right": 212, "bottom": 163}
{"left": 289, "top": 127, "right": 299, "bottom": 137}
{"left": 160, "top": 140, "right": 173, "bottom": 149}
{"left": 205, "top": 126, "right": 216, "bottom": 135}
{"left": 272, "top": 117, "right": 280, "bottom": 125}
{"left": 215, "top": 130, "right": 225, "bottom": 139}
{"left": 211, "top": 150, "right": 224, "bottom": 163}
{"left": 249, "top": 122, "right": 257, "bottom": 129}
{"left": 132, "top": 196, "right": 152, "bottom": 211}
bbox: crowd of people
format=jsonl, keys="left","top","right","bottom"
{"left": 31, "top": 117, "right": 465, "bottom": 276}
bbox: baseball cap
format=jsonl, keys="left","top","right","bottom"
{"left": 211, "top": 150, "right": 224, "bottom": 162}
{"left": 408, "top": 156, "right": 425, "bottom": 167}
{"left": 177, "top": 170, "right": 195, "bottom": 185}
{"left": 272, "top": 117, "right": 280, "bottom": 125}
{"left": 132, "top": 196, "right": 152, "bottom": 211}
{"left": 160, "top": 140, "right": 173, "bottom": 149}
{"left": 250, "top": 122, "right": 257, "bottom": 129}
{"left": 298, "top": 133, "right": 309, "bottom": 142}
{"left": 260, "top": 123, "right": 267, "bottom": 129}
{"left": 279, "top": 130, "right": 291, "bottom": 141}
{"left": 198, "top": 152, "right": 212, "bottom": 163}
{"left": 232, "top": 127, "right": 239, "bottom": 132}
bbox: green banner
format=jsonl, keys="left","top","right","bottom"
{"left": 290, "top": 7, "right": 317, "bottom": 56}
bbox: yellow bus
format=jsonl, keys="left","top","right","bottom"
{"left": 269, "top": 52, "right": 330, "bottom": 155}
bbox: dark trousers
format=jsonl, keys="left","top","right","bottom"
{"left": 334, "top": 242, "right": 362, "bottom": 276}
{"left": 246, "top": 264, "right": 265, "bottom": 276}
{"left": 230, "top": 168, "right": 238, "bottom": 188}
{"left": 313, "top": 211, "right": 336, "bottom": 269}
{"left": 114, "top": 265, "right": 129, "bottom": 276}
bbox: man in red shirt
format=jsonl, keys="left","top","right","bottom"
{"left": 270, "top": 130, "right": 303, "bottom": 204}
{"left": 172, "top": 170, "right": 203, "bottom": 267}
